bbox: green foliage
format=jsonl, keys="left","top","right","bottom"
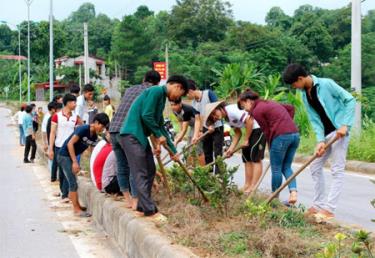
{"left": 268, "top": 205, "right": 306, "bottom": 228}
{"left": 219, "top": 231, "right": 249, "bottom": 256}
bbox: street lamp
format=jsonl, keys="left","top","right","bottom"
{"left": 0, "top": 21, "right": 23, "bottom": 103}
{"left": 49, "top": 0, "right": 54, "bottom": 101}
{"left": 25, "top": 0, "right": 33, "bottom": 103}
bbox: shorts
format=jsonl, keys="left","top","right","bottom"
{"left": 242, "top": 128, "right": 266, "bottom": 163}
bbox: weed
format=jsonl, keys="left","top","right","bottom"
{"left": 219, "top": 231, "right": 249, "bottom": 256}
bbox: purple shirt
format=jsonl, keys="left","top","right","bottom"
{"left": 250, "top": 100, "right": 298, "bottom": 144}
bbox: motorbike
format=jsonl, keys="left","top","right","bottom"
{"left": 164, "top": 118, "right": 176, "bottom": 141}
{"left": 223, "top": 123, "right": 232, "bottom": 152}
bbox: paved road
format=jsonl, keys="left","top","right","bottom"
{"left": 0, "top": 107, "right": 124, "bottom": 258}
{"left": 228, "top": 151, "right": 375, "bottom": 232}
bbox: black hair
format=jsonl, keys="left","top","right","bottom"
{"left": 237, "top": 89, "right": 260, "bottom": 110}
{"left": 170, "top": 98, "right": 182, "bottom": 104}
{"left": 83, "top": 83, "right": 94, "bottom": 92}
{"left": 25, "top": 105, "right": 33, "bottom": 113}
{"left": 187, "top": 79, "right": 197, "bottom": 91}
{"left": 92, "top": 113, "right": 110, "bottom": 127}
{"left": 47, "top": 102, "right": 55, "bottom": 111}
{"left": 55, "top": 102, "right": 63, "bottom": 110}
{"left": 63, "top": 93, "right": 77, "bottom": 106}
{"left": 53, "top": 95, "right": 63, "bottom": 102}
{"left": 167, "top": 75, "right": 189, "bottom": 96}
{"left": 282, "top": 64, "right": 309, "bottom": 84}
{"left": 20, "top": 105, "right": 25, "bottom": 111}
{"left": 70, "top": 84, "right": 80, "bottom": 94}
{"left": 144, "top": 70, "right": 161, "bottom": 85}
{"left": 103, "top": 95, "right": 110, "bottom": 101}
{"left": 30, "top": 103, "right": 36, "bottom": 108}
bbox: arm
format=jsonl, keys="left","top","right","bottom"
{"left": 192, "top": 114, "right": 201, "bottom": 143}
{"left": 67, "top": 135, "right": 81, "bottom": 174}
{"left": 48, "top": 122, "right": 57, "bottom": 160}
{"left": 174, "top": 121, "right": 189, "bottom": 145}
{"left": 242, "top": 116, "right": 254, "bottom": 147}
{"left": 225, "top": 127, "right": 242, "bottom": 157}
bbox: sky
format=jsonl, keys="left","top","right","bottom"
{"left": 0, "top": 0, "right": 375, "bottom": 27}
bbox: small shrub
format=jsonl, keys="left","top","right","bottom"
{"left": 219, "top": 231, "right": 249, "bottom": 256}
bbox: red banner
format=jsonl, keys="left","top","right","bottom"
{"left": 153, "top": 62, "right": 167, "bottom": 80}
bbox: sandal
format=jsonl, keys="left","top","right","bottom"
{"left": 74, "top": 210, "right": 92, "bottom": 217}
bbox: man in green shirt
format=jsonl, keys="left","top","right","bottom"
{"left": 120, "top": 75, "right": 188, "bottom": 219}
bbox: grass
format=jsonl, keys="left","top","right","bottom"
{"left": 299, "top": 120, "right": 375, "bottom": 163}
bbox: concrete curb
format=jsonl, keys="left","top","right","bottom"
{"left": 36, "top": 148, "right": 198, "bottom": 258}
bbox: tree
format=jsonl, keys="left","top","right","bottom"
{"left": 0, "top": 24, "right": 13, "bottom": 53}
{"left": 67, "top": 2, "right": 96, "bottom": 23}
{"left": 265, "top": 7, "right": 292, "bottom": 31}
{"left": 168, "top": 0, "right": 233, "bottom": 46}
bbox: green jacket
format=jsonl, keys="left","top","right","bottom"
{"left": 120, "top": 85, "right": 177, "bottom": 153}
{"left": 300, "top": 75, "right": 356, "bottom": 142}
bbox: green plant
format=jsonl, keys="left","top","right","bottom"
{"left": 315, "top": 233, "right": 347, "bottom": 258}
{"left": 244, "top": 199, "right": 271, "bottom": 227}
{"left": 219, "top": 231, "right": 249, "bottom": 256}
{"left": 269, "top": 205, "right": 306, "bottom": 228}
{"left": 353, "top": 230, "right": 374, "bottom": 258}
{"left": 191, "top": 157, "right": 239, "bottom": 215}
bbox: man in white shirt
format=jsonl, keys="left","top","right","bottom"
{"left": 205, "top": 101, "right": 266, "bottom": 194}
{"left": 75, "top": 83, "right": 94, "bottom": 124}
{"left": 13, "top": 104, "right": 27, "bottom": 146}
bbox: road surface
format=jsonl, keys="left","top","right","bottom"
{"left": 0, "top": 106, "right": 124, "bottom": 258}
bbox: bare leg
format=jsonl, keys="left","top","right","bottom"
{"left": 123, "top": 191, "right": 132, "bottom": 208}
{"left": 243, "top": 162, "right": 253, "bottom": 192}
{"left": 249, "top": 161, "right": 262, "bottom": 190}
{"left": 69, "top": 191, "right": 82, "bottom": 214}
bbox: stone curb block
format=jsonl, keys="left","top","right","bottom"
{"left": 36, "top": 148, "right": 198, "bottom": 258}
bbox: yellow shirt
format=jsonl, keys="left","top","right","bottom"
{"left": 104, "top": 105, "right": 114, "bottom": 121}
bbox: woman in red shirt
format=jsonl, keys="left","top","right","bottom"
{"left": 238, "top": 89, "right": 300, "bottom": 205}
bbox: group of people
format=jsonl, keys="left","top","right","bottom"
{"left": 14, "top": 63, "right": 355, "bottom": 222}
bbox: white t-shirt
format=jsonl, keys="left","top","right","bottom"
{"left": 14, "top": 111, "right": 25, "bottom": 125}
{"left": 41, "top": 113, "right": 51, "bottom": 133}
{"left": 75, "top": 95, "right": 87, "bottom": 122}
{"left": 51, "top": 111, "right": 79, "bottom": 148}
{"left": 225, "top": 104, "right": 260, "bottom": 129}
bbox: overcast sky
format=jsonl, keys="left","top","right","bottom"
{"left": 1, "top": 0, "right": 374, "bottom": 27}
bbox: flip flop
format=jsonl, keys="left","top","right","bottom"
{"left": 75, "top": 210, "right": 91, "bottom": 217}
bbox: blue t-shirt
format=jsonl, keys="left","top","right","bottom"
{"left": 22, "top": 114, "right": 33, "bottom": 137}
{"left": 59, "top": 125, "right": 98, "bottom": 157}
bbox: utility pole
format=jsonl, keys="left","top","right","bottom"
{"left": 25, "top": 0, "right": 33, "bottom": 103}
{"left": 83, "top": 23, "right": 89, "bottom": 84}
{"left": 351, "top": 0, "right": 362, "bottom": 133}
{"left": 49, "top": 0, "right": 54, "bottom": 101}
{"left": 79, "top": 64, "right": 82, "bottom": 88}
{"left": 165, "top": 43, "right": 169, "bottom": 80}
{"left": 18, "top": 25, "right": 22, "bottom": 103}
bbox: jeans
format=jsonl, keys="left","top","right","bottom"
{"left": 202, "top": 126, "right": 224, "bottom": 171}
{"left": 48, "top": 146, "right": 58, "bottom": 181}
{"left": 270, "top": 133, "right": 300, "bottom": 193}
{"left": 122, "top": 135, "right": 157, "bottom": 216}
{"left": 310, "top": 131, "right": 350, "bottom": 213}
{"left": 18, "top": 124, "right": 25, "bottom": 145}
{"left": 55, "top": 147, "right": 69, "bottom": 198}
{"left": 57, "top": 154, "right": 78, "bottom": 192}
{"left": 111, "top": 133, "right": 137, "bottom": 197}
{"left": 24, "top": 135, "right": 36, "bottom": 161}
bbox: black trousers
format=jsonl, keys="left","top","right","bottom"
{"left": 24, "top": 135, "right": 36, "bottom": 161}
{"left": 202, "top": 126, "right": 224, "bottom": 165}
{"left": 122, "top": 135, "right": 158, "bottom": 216}
{"left": 104, "top": 176, "right": 121, "bottom": 194}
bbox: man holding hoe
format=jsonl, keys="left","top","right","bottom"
{"left": 283, "top": 64, "right": 356, "bottom": 220}
{"left": 120, "top": 75, "right": 189, "bottom": 221}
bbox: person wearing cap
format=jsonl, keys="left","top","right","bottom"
{"left": 205, "top": 101, "right": 266, "bottom": 194}
{"left": 237, "top": 89, "right": 300, "bottom": 205}
{"left": 170, "top": 98, "right": 204, "bottom": 165}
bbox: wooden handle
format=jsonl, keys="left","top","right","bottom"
{"left": 247, "top": 163, "right": 271, "bottom": 200}
{"left": 266, "top": 136, "right": 338, "bottom": 204}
